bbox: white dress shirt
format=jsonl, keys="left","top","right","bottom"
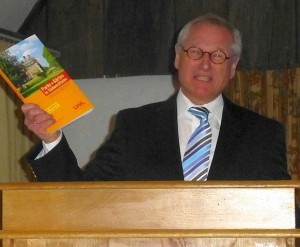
{"left": 36, "top": 130, "right": 62, "bottom": 159}
{"left": 177, "top": 89, "right": 223, "bottom": 172}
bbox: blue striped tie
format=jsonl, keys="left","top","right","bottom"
{"left": 182, "top": 107, "right": 212, "bottom": 181}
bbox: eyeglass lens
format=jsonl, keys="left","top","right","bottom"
{"left": 187, "top": 47, "right": 227, "bottom": 64}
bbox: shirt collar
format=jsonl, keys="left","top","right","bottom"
{"left": 177, "top": 88, "right": 223, "bottom": 123}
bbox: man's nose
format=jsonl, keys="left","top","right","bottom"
{"left": 198, "top": 52, "right": 211, "bottom": 70}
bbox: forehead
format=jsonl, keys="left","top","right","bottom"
{"left": 183, "top": 23, "right": 234, "bottom": 50}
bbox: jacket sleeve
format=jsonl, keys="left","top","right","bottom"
{"left": 267, "top": 123, "right": 291, "bottom": 180}
{"left": 28, "top": 134, "right": 84, "bottom": 181}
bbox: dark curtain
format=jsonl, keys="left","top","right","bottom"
{"left": 229, "top": 0, "right": 299, "bottom": 70}
{"left": 174, "top": 0, "right": 300, "bottom": 71}
{"left": 104, "top": 0, "right": 175, "bottom": 77}
{"left": 19, "top": 0, "right": 300, "bottom": 78}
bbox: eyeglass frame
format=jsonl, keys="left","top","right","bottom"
{"left": 179, "top": 44, "right": 232, "bottom": 64}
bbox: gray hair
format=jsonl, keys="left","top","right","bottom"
{"left": 176, "top": 14, "right": 242, "bottom": 57}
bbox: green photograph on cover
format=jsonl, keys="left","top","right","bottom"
{"left": 0, "top": 35, "right": 63, "bottom": 98}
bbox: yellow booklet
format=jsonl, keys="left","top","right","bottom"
{"left": 0, "top": 34, "right": 94, "bottom": 133}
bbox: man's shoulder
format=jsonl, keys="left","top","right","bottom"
{"left": 121, "top": 101, "right": 166, "bottom": 112}
{"left": 224, "top": 96, "right": 284, "bottom": 128}
{"left": 119, "top": 94, "right": 177, "bottom": 116}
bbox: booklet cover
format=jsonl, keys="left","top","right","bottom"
{"left": 0, "top": 34, "right": 94, "bottom": 133}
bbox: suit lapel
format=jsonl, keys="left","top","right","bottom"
{"left": 208, "top": 96, "right": 244, "bottom": 180}
{"left": 155, "top": 94, "right": 184, "bottom": 179}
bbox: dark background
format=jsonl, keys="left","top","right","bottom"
{"left": 19, "top": 0, "right": 300, "bottom": 79}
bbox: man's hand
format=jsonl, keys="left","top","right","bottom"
{"left": 21, "top": 103, "right": 60, "bottom": 143}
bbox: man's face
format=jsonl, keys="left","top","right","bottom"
{"left": 174, "top": 23, "right": 239, "bottom": 105}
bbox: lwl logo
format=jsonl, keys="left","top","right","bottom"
{"left": 73, "top": 101, "right": 85, "bottom": 110}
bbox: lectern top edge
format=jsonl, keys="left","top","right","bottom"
{"left": 0, "top": 180, "right": 298, "bottom": 190}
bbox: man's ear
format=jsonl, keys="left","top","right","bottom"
{"left": 229, "top": 58, "right": 240, "bottom": 79}
{"left": 174, "top": 44, "right": 181, "bottom": 70}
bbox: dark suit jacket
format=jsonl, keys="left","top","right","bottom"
{"left": 29, "top": 94, "right": 291, "bottom": 181}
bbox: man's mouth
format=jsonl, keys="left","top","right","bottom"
{"left": 195, "top": 75, "right": 210, "bottom": 81}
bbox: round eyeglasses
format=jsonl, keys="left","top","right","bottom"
{"left": 180, "top": 45, "right": 231, "bottom": 64}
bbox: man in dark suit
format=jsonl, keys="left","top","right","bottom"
{"left": 22, "top": 14, "right": 290, "bottom": 181}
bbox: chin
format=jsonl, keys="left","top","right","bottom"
{"left": 189, "top": 95, "right": 210, "bottom": 105}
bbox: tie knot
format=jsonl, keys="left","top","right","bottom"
{"left": 188, "top": 107, "right": 209, "bottom": 120}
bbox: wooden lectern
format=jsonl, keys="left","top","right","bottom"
{"left": 0, "top": 181, "right": 299, "bottom": 246}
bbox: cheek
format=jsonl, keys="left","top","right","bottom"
{"left": 175, "top": 53, "right": 195, "bottom": 72}
{"left": 177, "top": 65, "right": 194, "bottom": 85}
{"left": 217, "top": 64, "right": 234, "bottom": 82}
